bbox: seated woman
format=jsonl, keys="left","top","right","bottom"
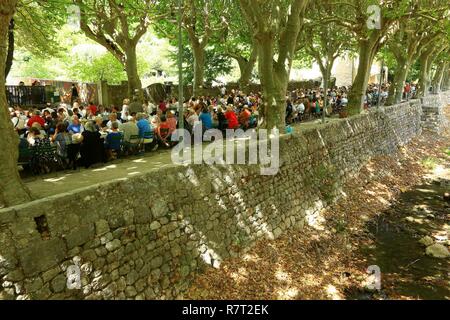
{"left": 94, "top": 116, "right": 105, "bottom": 132}
{"left": 199, "top": 106, "right": 213, "bottom": 132}
{"left": 27, "top": 125, "right": 45, "bottom": 146}
{"left": 28, "top": 127, "right": 55, "bottom": 174}
{"left": 68, "top": 115, "right": 84, "bottom": 134}
{"left": 51, "top": 123, "right": 72, "bottom": 167}
{"left": 104, "top": 122, "right": 123, "bottom": 161}
{"left": 81, "top": 121, "right": 105, "bottom": 168}
{"left": 216, "top": 107, "right": 228, "bottom": 133}
{"left": 166, "top": 111, "right": 177, "bottom": 134}
{"left": 186, "top": 108, "right": 199, "bottom": 134}
{"left": 155, "top": 115, "right": 172, "bottom": 148}
{"left": 238, "top": 106, "right": 251, "bottom": 129}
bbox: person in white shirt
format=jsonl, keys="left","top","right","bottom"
{"left": 297, "top": 101, "right": 305, "bottom": 114}
{"left": 121, "top": 98, "right": 130, "bottom": 120}
{"left": 147, "top": 101, "right": 156, "bottom": 115}
{"left": 72, "top": 101, "right": 80, "bottom": 112}
{"left": 106, "top": 113, "right": 122, "bottom": 130}
{"left": 187, "top": 108, "right": 199, "bottom": 129}
{"left": 11, "top": 112, "right": 27, "bottom": 130}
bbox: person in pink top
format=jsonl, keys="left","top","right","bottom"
{"left": 166, "top": 111, "right": 177, "bottom": 135}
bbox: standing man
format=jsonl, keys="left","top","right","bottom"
{"left": 18, "top": 81, "right": 26, "bottom": 105}
{"left": 129, "top": 95, "right": 143, "bottom": 114}
{"left": 71, "top": 83, "right": 79, "bottom": 104}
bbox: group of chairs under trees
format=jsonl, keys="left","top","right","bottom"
{"left": 18, "top": 130, "right": 157, "bottom": 176}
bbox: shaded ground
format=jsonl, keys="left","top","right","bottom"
{"left": 185, "top": 107, "right": 450, "bottom": 300}
{"left": 347, "top": 175, "right": 450, "bottom": 300}
{"left": 22, "top": 150, "right": 175, "bottom": 199}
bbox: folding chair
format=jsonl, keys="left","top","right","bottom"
{"left": 109, "top": 134, "right": 124, "bottom": 158}
{"left": 124, "top": 135, "right": 142, "bottom": 156}
{"left": 142, "top": 131, "right": 156, "bottom": 152}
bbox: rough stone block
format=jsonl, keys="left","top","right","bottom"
{"left": 18, "top": 238, "right": 67, "bottom": 277}
{"left": 64, "top": 225, "right": 95, "bottom": 249}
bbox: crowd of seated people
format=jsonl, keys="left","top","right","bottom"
{"left": 9, "top": 97, "right": 176, "bottom": 174}
{"left": 10, "top": 84, "right": 391, "bottom": 175}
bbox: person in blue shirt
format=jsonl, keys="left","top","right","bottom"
{"left": 199, "top": 106, "right": 213, "bottom": 131}
{"left": 68, "top": 115, "right": 84, "bottom": 134}
{"left": 136, "top": 113, "right": 153, "bottom": 139}
{"left": 105, "top": 122, "right": 123, "bottom": 160}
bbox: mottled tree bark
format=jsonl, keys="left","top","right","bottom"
{"left": 386, "top": 60, "right": 408, "bottom": 105}
{"left": 256, "top": 33, "right": 287, "bottom": 129}
{"left": 347, "top": 40, "right": 377, "bottom": 115}
{"left": 5, "top": 18, "right": 14, "bottom": 78}
{"left": 0, "top": 0, "right": 33, "bottom": 208}
{"left": 418, "top": 51, "right": 433, "bottom": 97}
{"left": 432, "top": 61, "right": 448, "bottom": 94}
{"left": 124, "top": 46, "right": 143, "bottom": 97}
{"left": 190, "top": 41, "right": 205, "bottom": 97}
{"left": 234, "top": 46, "right": 258, "bottom": 89}
{"left": 239, "top": 0, "right": 309, "bottom": 129}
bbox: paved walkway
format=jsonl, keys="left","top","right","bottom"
{"left": 23, "top": 149, "right": 175, "bottom": 200}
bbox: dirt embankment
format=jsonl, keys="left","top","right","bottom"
{"left": 186, "top": 106, "right": 450, "bottom": 300}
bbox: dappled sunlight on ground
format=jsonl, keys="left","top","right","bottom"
{"left": 185, "top": 106, "right": 450, "bottom": 300}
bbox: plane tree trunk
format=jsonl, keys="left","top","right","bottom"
{"left": 0, "top": 0, "right": 33, "bottom": 208}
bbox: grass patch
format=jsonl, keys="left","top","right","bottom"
{"left": 444, "top": 148, "right": 450, "bottom": 157}
{"left": 421, "top": 157, "right": 438, "bottom": 170}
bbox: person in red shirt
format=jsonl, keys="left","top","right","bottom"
{"left": 225, "top": 105, "right": 239, "bottom": 129}
{"left": 404, "top": 82, "right": 411, "bottom": 100}
{"left": 87, "top": 102, "right": 97, "bottom": 116}
{"left": 27, "top": 110, "right": 45, "bottom": 128}
{"left": 159, "top": 100, "right": 167, "bottom": 113}
{"left": 238, "top": 106, "right": 251, "bottom": 129}
{"left": 156, "top": 115, "right": 172, "bottom": 147}
{"left": 165, "top": 111, "right": 177, "bottom": 135}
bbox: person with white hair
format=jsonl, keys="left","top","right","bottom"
{"left": 121, "top": 112, "right": 140, "bottom": 144}
{"left": 68, "top": 115, "right": 84, "bottom": 134}
{"left": 186, "top": 108, "right": 199, "bottom": 129}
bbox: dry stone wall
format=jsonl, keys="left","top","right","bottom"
{"left": 421, "top": 92, "right": 450, "bottom": 133}
{"left": 0, "top": 93, "right": 448, "bottom": 300}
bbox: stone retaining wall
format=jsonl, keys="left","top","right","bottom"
{"left": 0, "top": 93, "right": 448, "bottom": 300}
{"left": 421, "top": 92, "right": 450, "bottom": 133}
